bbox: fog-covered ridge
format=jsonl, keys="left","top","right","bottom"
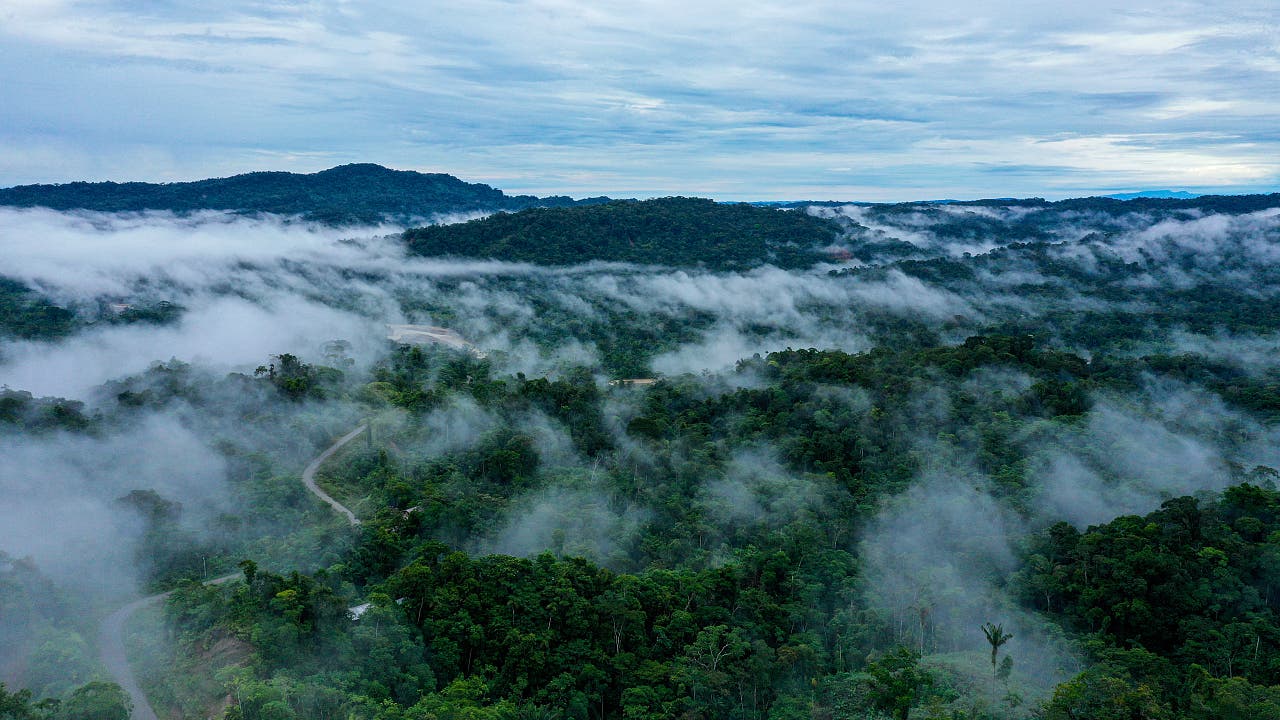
{"left": 4, "top": 192, "right": 1280, "bottom": 718}
{"left": 0, "top": 163, "right": 609, "bottom": 226}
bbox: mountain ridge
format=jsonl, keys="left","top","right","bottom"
{"left": 1105, "top": 189, "right": 1202, "bottom": 200}
{"left": 0, "top": 163, "right": 609, "bottom": 225}
{"left": 402, "top": 196, "right": 843, "bottom": 270}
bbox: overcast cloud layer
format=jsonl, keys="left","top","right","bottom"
{"left": 1, "top": 1, "right": 1278, "bottom": 199}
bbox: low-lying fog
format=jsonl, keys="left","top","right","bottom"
{"left": 4, "top": 201, "right": 1280, "bottom": 703}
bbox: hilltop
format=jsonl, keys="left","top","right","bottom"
{"left": 0, "top": 164, "right": 604, "bottom": 225}
{"left": 403, "top": 197, "right": 843, "bottom": 269}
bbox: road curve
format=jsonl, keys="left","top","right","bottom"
{"left": 301, "top": 424, "right": 366, "bottom": 526}
{"left": 97, "top": 573, "right": 239, "bottom": 720}
{"left": 98, "top": 593, "right": 168, "bottom": 720}
{"left": 99, "top": 425, "right": 367, "bottom": 719}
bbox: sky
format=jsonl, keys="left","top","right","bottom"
{"left": 1, "top": 0, "right": 1278, "bottom": 200}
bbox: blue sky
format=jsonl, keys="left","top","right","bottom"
{"left": 1, "top": 0, "right": 1278, "bottom": 200}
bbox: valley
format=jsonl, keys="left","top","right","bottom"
{"left": 2, "top": 170, "right": 1280, "bottom": 720}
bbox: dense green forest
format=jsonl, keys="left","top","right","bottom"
{"left": 402, "top": 198, "right": 842, "bottom": 269}
{"left": 0, "top": 279, "right": 75, "bottom": 341}
{"left": 795, "top": 192, "right": 1280, "bottom": 216}
{"left": 8, "top": 334, "right": 1280, "bottom": 719}
{"left": 4, "top": 187, "right": 1280, "bottom": 719}
{"left": 0, "top": 164, "right": 607, "bottom": 225}
{"left": 0, "top": 277, "right": 183, "bottom": 344}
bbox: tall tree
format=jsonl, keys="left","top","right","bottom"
{"left": 981, "top": 622, "right": 1013, "bottom": 707}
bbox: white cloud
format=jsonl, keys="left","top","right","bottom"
{"left": 0, "top": 1, "right": 1276, "bottom": 198}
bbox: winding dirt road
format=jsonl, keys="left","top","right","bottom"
{"left": 97, "top": 594, "right": 168, "bottom": 720}
{"left": 301, "top": 424, "right": 366, "bottom": 526}
{"left": 98, "top": 424, "right": 367, "bottom": 719}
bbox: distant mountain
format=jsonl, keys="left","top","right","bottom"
{"left": 404, "top": 197, "right": 842, "bottom": 270}
{"left": 0, "top": 164, "right": 608, "bottom": 224}
{"left": 792, "top": 192, "right": 1280, "bottom": 215}
{"left": 1105, "top": 190, "right": 1202, "bottom": 200}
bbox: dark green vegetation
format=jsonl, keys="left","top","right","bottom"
{"left": 0, "top": 164, "right": 603, "bottom": 225}
{"left": 0, "top": 277, "right": 183, "bottom": 343}
{"left": 5, "top": 187, "right": 1280, "bottom": 719}
{"left": 0, "top": 389, "right": 93, "bottom": 433}
{"left": 953, "top": 193, "right": 1280, "bottom": 214}
{"left": 798, "top": 192, "right": 1280, "bottom": 217}
{"left": 821, "top": 200, "right": 1280, "bottom": 359}
{"left": 392, "top": 272, "right": 717, "bottom": 378}
{"left": 0, "top": 681, "right": 130, "bottom": 720}
{"left": 0, "top": 279, "right": 74, "bottom": 341}
{"left": 1024, "top": 486, "right": 1280, "bottom": 718}
{"left": 0, "top": 553, "right": 101, "bottom": 709}
{"left": 818, "top": 193, "right": 1280, "bottom": 265}
{"left": 37, "top": 335, "right": 1264, "bottom": 720}
{"left": 0, "top": 359, "right": 369, "bottom": 717}
{"left": 403, "top": 198, "right": 842, "bottom": 269}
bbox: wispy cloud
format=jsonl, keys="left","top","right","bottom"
{"left": 0, "top": 0, "right": 1277, "bottom": 198}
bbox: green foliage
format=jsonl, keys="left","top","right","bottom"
{"left": 108, "top": 300, "right": 183, "bottom": 326}
{"left": 0, "top": 683, "right": 39, "bottom": 720}
{"left": 1020, "top": 487, "right": 1280, "bottom": 716}
{"left": 1187, "top": 671, "right": 1280, "bottom": 720}
{"left": 1043, "top": 666, "right": 1173, "bottom": 720}
{"left": 11, "top": 189, "right": 1280, "bottom": 719}
{"left": 404, "top": 198, "right": 841, "bottom": 269}
{"left": 255, "top": 353, "right": 344, "bottom": 401}
{"left": 53, "top": 682, "right": 130, "bottom": 720}
{"left": 0, "top": 554, "right": 97, "bottom": 701}
{"left": 865, "top": 647, "right": 939, "bottom": 720}
{"left": 0, "top": 681, "right": 137, "bottom": 720}
{"left": 1021, "top": 489, "right": 1280, "bottom": 679}
{"left": 0, "top": 164, "right": 589, "bottom": 225}
{"left": 0, "top": 278, "right": 74, "bottom": 340}
{"left": 0, "top": 390, "right": 93, "bottom": 433}
{"left": 205, "top": 331, "right": 1280, "bottom": 718}
{"left": 166, "top": 547, "right": 846, "bottom": 720}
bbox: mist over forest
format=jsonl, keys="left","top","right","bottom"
{"left": 4, "top": 171, "right": 1280, "bottom": 719}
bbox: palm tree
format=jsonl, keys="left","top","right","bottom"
{"left": 981, "top": 622, "right": 1013, "bottom": 706}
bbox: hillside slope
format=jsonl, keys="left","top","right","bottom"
{"left": 403, "top": 197, "right": 842, "bottom": 269}
{"left": 0, "top": 164, "right": 597, "bottom": 224}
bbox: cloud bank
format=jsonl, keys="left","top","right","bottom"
{"left": 1, "top": 1, "right": 1278, "bottom": 198}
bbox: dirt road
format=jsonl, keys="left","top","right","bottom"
{"left": 300, "top": 424, "right": 366, "bottom": 526}
{"left": 98, "top": 424, "right": 366, "bottom": 718}
{"left": 97, "top": 594, "right": 167, "bottom": 720}
{"left": 97, "top": 573, "right": 239, "bottom": 720}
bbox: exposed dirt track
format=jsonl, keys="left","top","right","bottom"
{"left": 98, "top": 424, "right": 366, "bottom": 718}
{"left": 300, "top": 424, "right": 366, "bottom": 526}
{"left": 97, "top": 573, "right": 239, "bottom": 720}
{"left": 97, "top": 594, "right": 166, "bottom": 720}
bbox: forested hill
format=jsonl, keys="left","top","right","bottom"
{"left": 403, "top": 197, "right": 843, "bottom": 269}
{"left": 0, "top": 164, "right": 601, "bottom": 224}
{"left": 793, "top": 192, "right": 1280, "bottom": 214}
